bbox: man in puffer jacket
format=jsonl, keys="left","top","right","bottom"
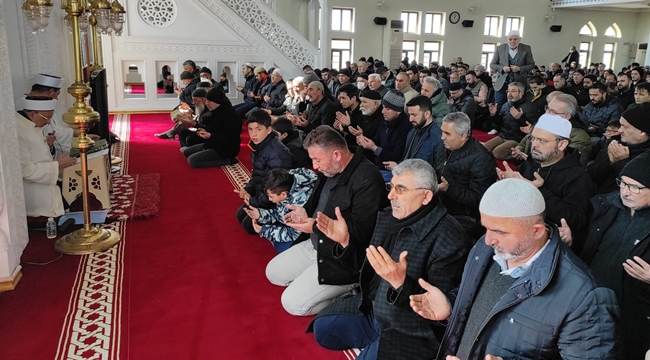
{"left": 245, "top": 168, "right": 318, "bottom": 253}
{"left": 582, "top": 82, "right": 624, "bottom": 139}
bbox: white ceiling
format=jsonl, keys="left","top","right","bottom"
{"left": 553, "top": 0, "right": 650, "bottom": 11}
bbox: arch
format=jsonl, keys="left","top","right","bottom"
{"left": 605, "top": 23, "right": 621, "bottom": 38}
{"left": 579, "top": 21, "right": 597, "bottom": 37}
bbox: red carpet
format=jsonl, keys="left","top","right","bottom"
{"left": 106, "top": 173, "right": 161, "bottom": 221}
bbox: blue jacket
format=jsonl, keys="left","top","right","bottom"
{"left": 257, "top": 168, "right": 318, "bottom": 243}
{"left": 245, "top": 132, "right": 293, "bottom": 208}
{"left": 581, "top": 96, "right": 624, "bottom": 133}
{"left": 402, "top": 121, "right": 443, "bottom": 164}
{"left": 372, "top": 112, "right": 411, "bottom": 169}
{"left": 438, "top": 227, "right": 621, "bottom": 360}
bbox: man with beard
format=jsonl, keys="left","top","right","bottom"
{"left": 616, "top": 73, "right": 635, "bottom": 109}
{"left": 406, "top": 66, "right": 422, "bottom": 92}
{"left": 177, "top": 88, "right": 211, "bottom": 148}
{"left": 290, "top": 81, "right": 337, "bottom": 134}
{"left": 310, "top": 159, "right": 471, "bottom": 360}
{"left": 498, "top": 114, "right": 594, "bottom": 252}
{"left": 356, "top": 90, "right": 411, "bottom": 179}
{"left": 382, "top": 96, "right": 443, "bottom": 181}
{"left": 465, "top": 71, "right": 488, "bottom": 111}
{"left": 526, "top": 76, "right": 553, "bottom": 117}
{"left": 234, "top": 62, "right": 261, "bottom": 117}
{"left": 490, "top": 30, "right": 536, "bottom": 109}
{"left": 583, "top": 82, "right": 624, "bottom": 141}
{"left": 368, "top": 73, "right": 388, "bottom": 98}
{"left": 420, "top": 76, "right": 450, "bottom": 127}
{"left": 448, "top": 82, "right": 477, "bottom": 123}
{"left": 484, "top": 82, "right": 538, "bottom": 160}
{"left": 587, "top": 104, "right": 650, "bottom": 194}
{"left": 347, "top": 90, "right": 384, "bottom": 163}
{"left": 474, "top": 65, "right": 493, "bottom": 90}
{"left": 434, "top": 112, "right": 497, "bottom": 240}
{"left": 409, "top": 178, "right": 620, "bottom": 360}
{"left": 333, "top": 84, "right": 363, "bottom": 146}
{"left": 266, "top": 126, "right": 385, "bottom": 316}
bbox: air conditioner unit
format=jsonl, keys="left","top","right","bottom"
{"left": 629, "top": 43, "right": 638, "bottom": 58}
{"left": 388, "top": 20, "right": 403, "bottom": 70}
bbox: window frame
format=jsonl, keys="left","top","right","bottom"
{"left": 423, "top": 41, "right": 442, "bottom": 66}
{"left": 401, "top": 11, "right": 420, "bottom": 34}
{"left": 579, "top": 41, "right": 592, "bottom": 69}
{"left": 402, "top": 40, "right": 417, "bottom": 63}
{"left": 481, "top": 42, "right": 497, "bottom": 68}
{"left": 484, "top": 15, "right": 501, "bottom": 37}
{"left": 424, "top": 12, "right": 444, "bottom": 35}
{"left": 331, "top": 7, "right": 354, "bottom": 32}
{"left": 602, "top": 42, "right": 616, "bottom": 70}
{"left": 331, "top": 38, "right": 352, "bottom": 70}
{"left": 504, "top": 16, "right": 523, "bottom": 37}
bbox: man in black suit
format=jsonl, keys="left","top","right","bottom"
{"left": 561, "top": 46, "right": 580, "bottom": 69}
{"left": 490, "top": 30, "right": 536, "bottom": 109}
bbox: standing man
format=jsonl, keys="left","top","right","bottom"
{"left": 561, "top": 46, "right": 580, "bottom": 68}
{"left": 490, "top": 30, "right": 536, "bottom": 109}
{"left": 266, "top": 126, "right": 385, "bottom": 316}
{"left": 410, "top": 178, "right": 620, "bottom": 359}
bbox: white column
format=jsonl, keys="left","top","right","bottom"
{"left": 0, "top": 0, "right": 30, "bottom": 291}
{"left": 319, "top": 0, "right": 329, "bottom": 69}
{"left": 307, "top": 0, "right": 318, "bottom": 46}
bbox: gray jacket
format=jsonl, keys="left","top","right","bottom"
{"left": 490, "top": 43, "right": 535, "bottom": 91}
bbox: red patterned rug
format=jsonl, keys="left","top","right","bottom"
{"left": 106, "top": 173, "right": 161, "bottom": 222}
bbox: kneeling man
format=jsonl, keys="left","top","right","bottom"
{"left": 311, "top": 159, "right": 472, "bottom": 359}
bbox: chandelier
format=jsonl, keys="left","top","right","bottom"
{"left": 23, "top": 0, "right": 125, "bottom": 36}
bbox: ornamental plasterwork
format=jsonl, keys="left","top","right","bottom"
{"left": 552, "top": 0, "right": 633, "bottom": 5}
{"left": 220, "top": 0, "right": 317, "bottom": 68}
{"left": 137, "top": 0, "right": 178, "bottom": 28}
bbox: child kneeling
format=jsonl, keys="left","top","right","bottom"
{"left": 244, "top": 168, "right": 317, "bottom": 253}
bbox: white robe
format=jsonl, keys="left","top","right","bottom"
{"left": 17, "top": 113, "right": 65, "bottom": 217}
{"left": 42, "top": 112, "right": 74, "bottom": 156}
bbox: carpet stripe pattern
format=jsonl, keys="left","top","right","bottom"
{"left": 54, "top": 114, "right": 131, "bottom": 360}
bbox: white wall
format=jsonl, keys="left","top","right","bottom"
{"left": 325, "top": 0, "right": 643, "bottom": 70}
{"left": 635, "top": 12, "right": 650, "bottom": 66}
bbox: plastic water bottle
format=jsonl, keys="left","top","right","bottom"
{"left": 46, "top": 217, "right": 57, "bottom": 239}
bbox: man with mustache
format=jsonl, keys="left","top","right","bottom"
{"left": 409, "top": 178, "right": 620, "bottom": 360}
{"left": 310, "top": 159, "right": 471, "bottom": 359}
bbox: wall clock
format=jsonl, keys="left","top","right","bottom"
{"left": 449, "top": 11, "right": 460, "bottom": 24}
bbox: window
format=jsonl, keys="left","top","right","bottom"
{"left": 401, "top": 11, "right": 419, "bottom": 33}
{"left": 579, "top": 42, "right": 591, "bottom": 69}
{"left": 484, "top": 16, "right": 500, "bottom": 37}
{"left": 331, "top": 39, "right": 352, "bottom": 69}
{"left": 402, "top": 40, "right": 417, "bottom": 63}
{"left": 580, "top": 22, "right": 597, "bottom": 36}
{"left": 424, "top": 12, "right": 444, "bottom": 34}
{"left": 481, "top": 43, "right": 497, "bottom": 68}
{"left": 605, "top": 23, "right": 621, "bottom": 38}
{"left": 603, "top": 43, "right": 615, "bottom": 70}
{"left": 331, "top": 8, "right": 354, "bottom": 32}
{"left": 423, "top": 41, "right": 442, "bottom": 65}
{"left": 505, "top": 16, "right": 523, "bottom": 36}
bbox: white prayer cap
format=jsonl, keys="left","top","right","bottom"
{"left": 244, "top": 62, "right": 254, "bottom": 69}
{"left": 22, "top": 97, "right": 57, "bottom": 111}
{"left": 535, "top": 114, "right": 572, "bottom": 139}
{"left": 34, "top": 74, "right": 65, "bottom": 89}
{"left": 479, "top": 178, "right": 546, "bottom": 218}
{"left": 273, "top": 68, "right": 284, "bottom": 78}
{"left": 507, "top": 30, "right": 521, "bottom": 37}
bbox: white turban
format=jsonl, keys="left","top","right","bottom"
{"left": 535, "top": 114, "right": 572, "bottom": 139}
{"left": 479, "top": 178, "right": 545, "bottom": 218}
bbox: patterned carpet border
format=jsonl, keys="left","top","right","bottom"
{"left": 54, "top": 114, "right": 131, "bottom": 360}
{"left": 223, "top": 161, "right": 252, "bottom": 189}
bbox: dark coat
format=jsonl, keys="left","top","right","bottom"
{"left": 313, "top": 200, "right": 472, "bottom": 359}
{"left": 240, "top": 74, "right": 260, "bottom": 102}
{"left": 179, "top": 77, "right": 200, "bottom": 106}
{"left": 561, "top": 50, "right": 580, "bottom": 67}
{"left": 261, "top": 80, "right": 288, "bottom": 109}
{"left": 244, "top": 132, "right": 293, "bottom": 208}
{"left": 372, "top": 112, "right": 412, "bottom": 168}
{"left": 526, "top": 85, "right": 554, "bottom": 117}
{"left": 301, "top": 149, "right": 386, "bottom": 285}
{"left": 490, "top": 43, "right": 536, "bottom": 91}
{"left": 449, "top": 90, "right": 477, "bottom": 122}
{"left": 298, "top": 97, "right": 337, "bottom": 133}
{"left": 496, "top": 97, "right": 539, "bottom": 142}
{"left": 582, "top": 96, "right": 624, "bottom": 133}
{"left": 402, "top": 122, "right": 443, "bottom": 164}
{"left": 282, "top": 130, "right": 311, "bottom": 168}
{"left": 581, "top": 192, "right": 650, "bottom": 360}
{"left": 616, "top": 87, "right": 635, "bottom": 110}
{"left": 516, "top": 149, "right": 593, "bottom": 252}
{"left": 569, "top": 82, "right": 590, "bottom": 107}
{"left": 434, "top": 138, "right": 497, "bottom": 219}
{"left": 356, "top": 105, "right": 384, "bottom": 163}
{"left": 587, "top": 136, "right": 650, "bottom": 194}
{"left": 200, "top": 100, "right": 241, "bottom": 160}
{"left": 438, "top": 228, "right": 621, "bottom": 360}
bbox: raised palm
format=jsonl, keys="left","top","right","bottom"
{"left": 410, "top": 278, "right": 451, "bottom": 321}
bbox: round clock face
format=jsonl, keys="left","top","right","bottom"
{"left": 449, "top": 11, "right": 460, "bottom": 24}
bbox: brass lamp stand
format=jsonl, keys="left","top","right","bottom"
{"left": 55, "top": 0, "right": 120, "bottom": 255}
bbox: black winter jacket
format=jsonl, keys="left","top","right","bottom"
{"left": 240, "top": 74, "right": 260, "bottom": 102}
{"left": 449, "top": 90, "right": 477, "bottom": 122}
{"left": 261, "top": 80, "right": 288, "bottom": 109}
{"left": 298, "top": 97, "right": 337, "bottom": 133}
{"left": 495, "top": 97, "right": 539, "bottom": 142}
{"left": 581, "top": 192, "right": 650, "bottom": 360}
{"left": 356, "top": 105, "right": 384, "bottom": 163}
{"left": 281, "top": 130, "right": 311, "bottom": 168}
{"left": 312, "top": 199, "right": 472, "bottom": 359}
{"left": 434, "top": 138, "right": 497, "bottom": 218}
{"left": 179, "top": 77, "right": 200, "bottom": 107}
{"left": 517, "top": 149, "right": 593, "bottom": 252}
{"left": 301, "top": 149, "right": 386, "bottom": 285}
{"left": 244, "top": 132, "right": 293, "bottom": 208}
{"left": 199, "top": 101, "right": 241, "bottom": 160}
{"left": 587, "top": 136, "right": 650, "bottom": 194}
{"left": 372, "top": 113, "right": 411, "bottom": 168}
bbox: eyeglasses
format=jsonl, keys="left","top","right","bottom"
{"left": 616, "top": 178, "right": 647, "bottom": 194}
{"left": 386, "top": 183, "right": 428, "bottom": 195}
{"left": 529, "top": 135, "right": 562, "bottom": 146}
{"left": 544, "top": 106, "right": 566, "bottom": 116}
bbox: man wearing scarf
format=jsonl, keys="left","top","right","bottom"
{"left": 310, "top": 159, "right": 472, "bottom": 359}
